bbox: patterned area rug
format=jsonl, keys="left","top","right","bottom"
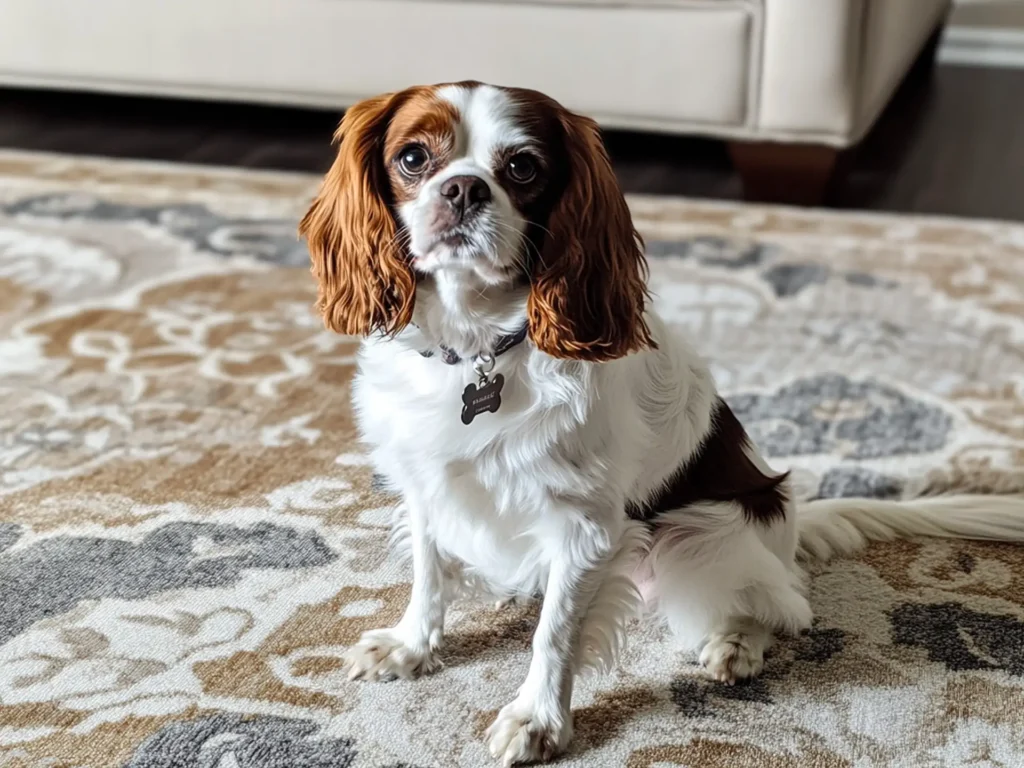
{"left": 1, "top": 149, "right": 1023, "bottom": 768}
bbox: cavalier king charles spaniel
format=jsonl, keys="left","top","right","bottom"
{"left": 300, "top": 81, "right": 1024, "bottom": 766}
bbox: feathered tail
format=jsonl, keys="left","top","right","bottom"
{"left": 797, "top": 494, "right": 1024, "bottom": 561}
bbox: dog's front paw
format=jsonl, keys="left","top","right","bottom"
{"left": 486, "top": 699, "right": 572, "bottom": 767}
{"left": 699, "top": 632, "right": 764, "bottom": 685}
{"left": 345, "top": 628, "right": 440, "bottom": 682}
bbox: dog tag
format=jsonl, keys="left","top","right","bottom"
{"left": 461, "top": 373, "right": 504, "bottom": 425}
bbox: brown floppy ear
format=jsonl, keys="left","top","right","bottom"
{"left": 527, "top": 110, "right": 654, "bottom": 362}
{"left": 299, "top": 93, "right": 415, "bottom": 336}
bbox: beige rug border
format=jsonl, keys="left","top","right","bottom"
{"left": 3, "top": 147, "right": 1023, "bottom": 232}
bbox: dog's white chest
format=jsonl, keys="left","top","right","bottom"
{"left": 353, "top": 338, "right": 603, "bottom": 596}
{"left": 426, "top": 467, "right": 552, "bottom": 595}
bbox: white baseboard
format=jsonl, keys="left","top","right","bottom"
{"left": 939, "top": 26, "right": 1024, "bottom": 68}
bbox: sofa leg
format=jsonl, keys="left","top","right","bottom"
{"left": 728, "top": 141, "right": 841, "bottom": 206}
{"left": 912, "top": 25, "right": 943, "bottom": 83}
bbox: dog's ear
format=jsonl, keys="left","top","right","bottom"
{"left": 299, "top": 93, "right": 416, "bottom": 336}
{"left": 527, "top": 109, "right": 654, "bottom": 361}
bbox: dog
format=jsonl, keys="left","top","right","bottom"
{"left": 299, "top": 81, "right": 1024, "bottom": 766}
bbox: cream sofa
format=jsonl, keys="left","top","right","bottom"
{"left": 0, "top": 0, "right": 950, "bottom": 201}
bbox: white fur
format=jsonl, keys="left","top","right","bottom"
{"left": 798, "top": 493, "right": 1024, "bottom": 561}
{"left": 402, "top": 84, "right": 533, "bottom": 288}
{"left": 342, "top": 85, "right": 1024, "bottom": 766}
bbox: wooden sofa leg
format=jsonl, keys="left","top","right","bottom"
{"left": 911, "top": 25, "right": 943, "bottom": 84}
{"left": 728, "top": 141, "right": 841, "bottom": 206}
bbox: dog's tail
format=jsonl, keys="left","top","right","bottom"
{"left": 796, "top": 494, "right": 1024, "bottom": 561}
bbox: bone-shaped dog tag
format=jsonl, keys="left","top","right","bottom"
{"left": 461, "top": 373, "right": 504, "bottom": 425}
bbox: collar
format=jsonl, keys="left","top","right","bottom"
{"left": 418, "top": 324, "right": 529, "bottom": 365}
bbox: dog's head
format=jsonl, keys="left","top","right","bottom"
{"left": 299, "top": 81, "right": 653, "bottom": 362}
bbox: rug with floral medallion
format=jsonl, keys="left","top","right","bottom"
{"left": 1, "top": 149, "right": 1023, "bottom": 768}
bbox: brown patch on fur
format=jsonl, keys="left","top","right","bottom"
{"left": 301, "top": 82, "right": 653, "bottom": 360}
{"left": 384, "top": 91, "right": 459, "bottom": 157}
{"left": 383, "top": 90, "right": 460, "bottom": 205}
{"left": 299, "top": 92, "right": 417, "bottom": 337}
{"left": 627, "top": 398, "right": 788, "bottom": 525}
{"left": 508, "top": 88, "right": 654, "bottom": 362}
{"left": 489, "top": 144, "right": 552, "bottom": 217}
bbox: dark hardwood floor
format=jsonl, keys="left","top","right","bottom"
{"left": 1, "top": 63, "right": 1022, "bottom": 221}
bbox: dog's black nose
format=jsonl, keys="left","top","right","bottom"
{"left": 439, "top": 175, "right": 492, "bottom": 216}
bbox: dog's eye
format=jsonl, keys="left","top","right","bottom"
{"left": 398, "top": 145, "right": 430, "bottom": 177}
{"left": 507, "top": 154, "right": 537, "bottom": 184}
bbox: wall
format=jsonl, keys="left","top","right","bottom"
{"left": 951, "top": 0, "right": 1024, "bottom": 30}
{"left": 941, "top": 0, "right": 1024, "bottom": 67}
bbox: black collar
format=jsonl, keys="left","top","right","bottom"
{"left": 418, "top": 324, "right": 530, "bottom": 365}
